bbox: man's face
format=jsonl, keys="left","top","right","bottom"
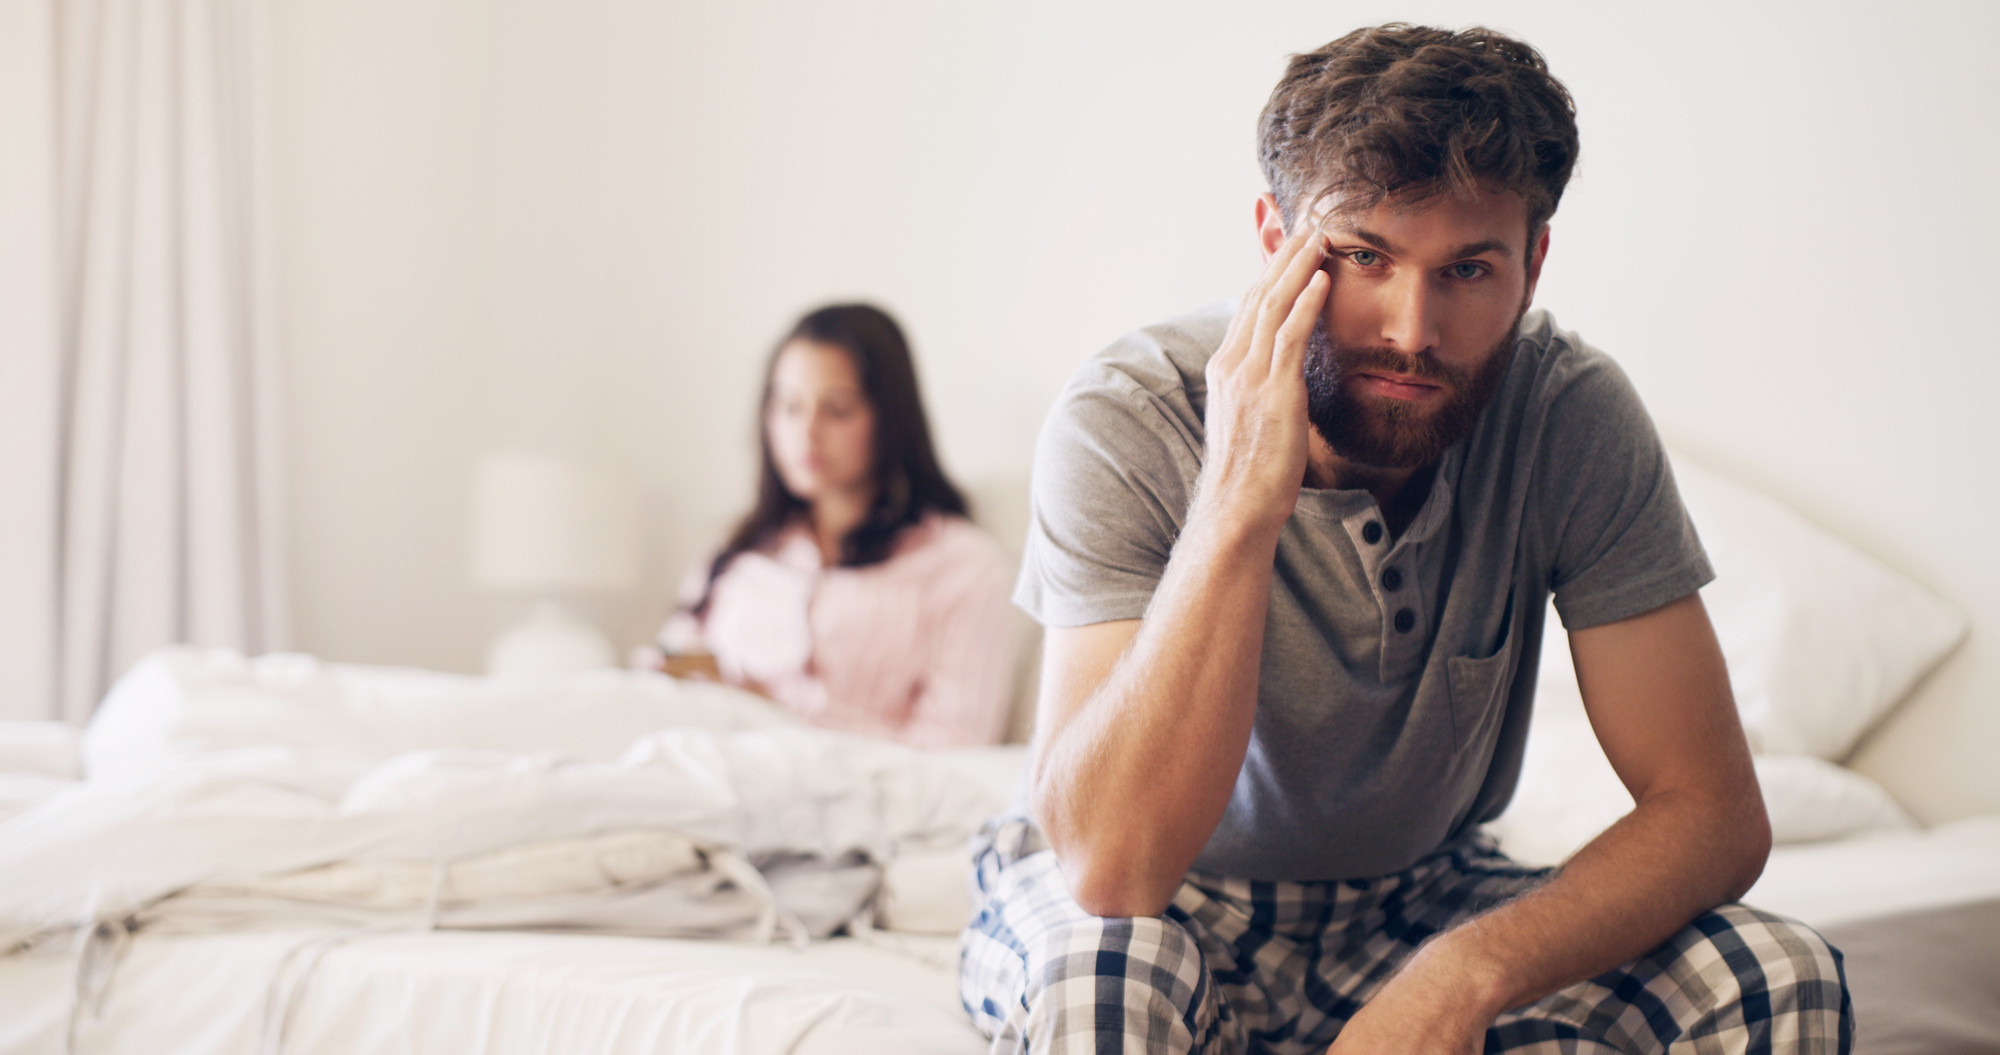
{"left": 1288, "top": 187, "right": 1545, "bottom": 470}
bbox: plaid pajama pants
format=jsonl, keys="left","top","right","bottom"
{"left": 958, "top": 821, "right": 1852, "bottom": 1054}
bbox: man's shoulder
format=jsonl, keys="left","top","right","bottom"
{"left": 1512, "top": 309, "right": 1597, "bottom": 388}
{"left": 1454, "top": 310, "right": 1664, "bottom": 527}
{"left": 1492, "top": 310, "right": 1644, "bottom": 435}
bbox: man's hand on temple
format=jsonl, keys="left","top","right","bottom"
{"left": 1199, "top": 229, "right": 1326, "bottom": 531}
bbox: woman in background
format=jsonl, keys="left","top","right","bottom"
{"left": 651, "top": 304, "right": 1017, "bottom": 747}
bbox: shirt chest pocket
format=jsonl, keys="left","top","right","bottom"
{"left": 1444, "top": 587, "right": 1517, "bottom": 752}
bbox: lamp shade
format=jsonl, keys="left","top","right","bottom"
{"left": 468, "top": 453, "right": 641, "bottom": 594}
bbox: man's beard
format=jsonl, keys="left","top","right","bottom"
{"left": 1301, "top": 312, "right": 1522, "bottom": 470}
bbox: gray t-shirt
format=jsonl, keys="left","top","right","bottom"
{"left": 1016, "top": 304, "right": 1712, "bottom": 881}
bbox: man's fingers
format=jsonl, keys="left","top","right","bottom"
{"left": 1272, "top": 269, "right": 1329, "bottom": 376}
{"left": 1259, "top": 232, "right": 1324, "bottom": 322}
{"left": 1216, "top": 231, "right": 1318, "bottom": 373}
{"left": 1214, "top": 230, "right": 1324, "bottom": 394}
{"left": 1247, "top": 233, "right": 1325, "bottom": 372}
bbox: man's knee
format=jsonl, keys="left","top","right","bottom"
{"left": 1667, "top": 903, "right": 1852, "bottom": 1052}
{"left": 963, "top": 908, "right": 1218, "bottom": 1052}
{"left": 962, "top": 853, "right": 1223, "bottom": 1049}
{"left": 1681, "top": 904, "right": 1846, "bottom": 993}
{"left": 1028, "top": 913, "right": 1207, "bottom": 997}
{"left": 1020, "top": 914, "right": 1217, "bottom": 1051}
{"left": 1500, "top": 904, "right": 1852, "bottom": 1054}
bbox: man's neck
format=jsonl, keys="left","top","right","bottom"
{"left": 1303, "top": 438, "right": 1436, "bottom": 538}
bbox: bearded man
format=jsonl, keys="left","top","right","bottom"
{"left": 958, "top": 24, "right": 1852, "bottom": 1055}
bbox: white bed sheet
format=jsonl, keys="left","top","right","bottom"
{"left": 0, "top": 928, "right": 982, "bottom": 1055}
{"left": 1742, "top": 815, "right": 2000, "bottom": 928}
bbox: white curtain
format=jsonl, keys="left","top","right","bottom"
{"left": 0, "top": 0, "right": 286, "bottom": 723}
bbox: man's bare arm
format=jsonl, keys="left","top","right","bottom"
{"left": 1029, "top": 232, "right": 1329, "bottom": 919}
{"left": 1328, "top": 592, "right": 1770, "bottom": 1053}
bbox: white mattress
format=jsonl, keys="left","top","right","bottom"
{"left": 7, "top": 816, "right": 2000, "bottom": 1055}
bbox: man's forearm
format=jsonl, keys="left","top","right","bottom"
{"left": 1029, "top": 490, "right": 1285, "bottom": 918}
{"left": 1417, "top": 594, "right": 1773, "bottom": 1023}
{"left": 1359, "top": 781, "right": 1770, "bottom": 1044}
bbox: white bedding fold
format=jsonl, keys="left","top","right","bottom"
{"left": 0, "top": 648, "right": 1006, "bottom": 950}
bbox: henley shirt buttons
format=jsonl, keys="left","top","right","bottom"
{"left": 1381, "top": 567, "right": 1404, "bottom": 591}
{"left": 1393, "top": 608, "right": 1417, "bottom": 633}
{"left": 1361, "top": 521, "right": 1384, "bottom": 545}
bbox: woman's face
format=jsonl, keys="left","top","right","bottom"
{"left": 765, "top": 339, "right": 877, "bottom": 504}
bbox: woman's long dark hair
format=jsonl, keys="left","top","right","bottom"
{"left": 691, "top": 303, "right": 968, "bottom": 617}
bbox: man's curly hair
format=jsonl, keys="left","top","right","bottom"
{"left": 1257, "top": 24, "right": 1579, "bottom": 235}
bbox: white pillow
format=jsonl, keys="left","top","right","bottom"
{"left": 1486, "top": 704, "right": 1918, "bottom": 868}
{"left": 0, "top": 721, "right": 81, "bottom": 779}
{"left": 1753, "top": 754, "right": 1916, "bottom": 844}
{"left": 1669, "top": 453, "right": 1965, "bottom": 759}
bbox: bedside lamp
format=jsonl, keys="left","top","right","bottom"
{"left": 468, "top": 453, "right": 641, "bottom": 676}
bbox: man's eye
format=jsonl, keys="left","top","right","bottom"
{"left": 1348, "top": 250, "right": 1381, "bottom": 267}
{"left": 1448, "top": 262, "right": 1487, "bottom": 280}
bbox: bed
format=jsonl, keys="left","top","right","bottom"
{"left": 3, "top": 453, "right": 1996, "bottom": 1055}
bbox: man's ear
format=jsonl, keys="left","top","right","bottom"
{"left": 1255, "top": 193, "right": 1288, "bottom": 261}
{"left": 1524, "top": 224, "right": 1552, "bottom": 304}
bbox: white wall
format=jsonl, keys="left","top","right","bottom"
{"left": 269, "top": 0, "right": 2000, "bottom": 821}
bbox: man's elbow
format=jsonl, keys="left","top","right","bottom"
{"left": 1720, "top": 790, "right": 1773, "bottom": 903}
{"left": 1029, "top": 771, "right": 1184, "bottom": 918}
{"left": 1059, "top": 853, "right": 1180, "bottom": 919}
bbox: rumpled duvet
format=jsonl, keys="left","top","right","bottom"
{"left": 0, "top": 648, "right": 1007, "bottom": 952}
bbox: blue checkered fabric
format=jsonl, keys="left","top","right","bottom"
{"left": 958, "top": 821, "right": 1851, "bottom": 1054}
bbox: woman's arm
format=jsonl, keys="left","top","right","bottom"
{"left": 893, "top": 525, "right": 1021, "bottom": 748}
{"left": 649, "top": 563, "right": 741, "bottom": 688}
{"left": 659, "top": 652, "right": 723, "bottom": 680}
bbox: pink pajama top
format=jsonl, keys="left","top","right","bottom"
{"left": 660, "top": 513, "right": 1018, "bottom": 747}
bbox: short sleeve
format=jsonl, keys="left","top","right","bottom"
{"left": 1014, "top": 369, "right": 1203, "bottom": 628}
{"left": 1533, "top": 352, "right": 1713, "bottom": 630}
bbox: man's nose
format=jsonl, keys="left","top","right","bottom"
{"left": 1377, "top": 274, "right": 1442, "bottom": 356}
